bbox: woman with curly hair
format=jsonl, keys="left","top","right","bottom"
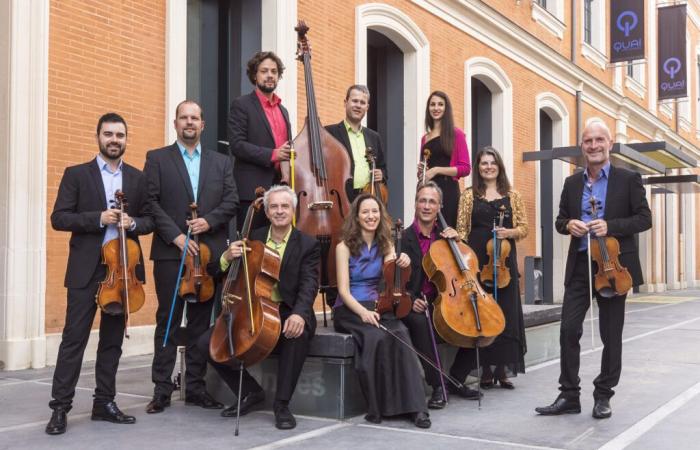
{"left": 333, "top": 194, "right": 430, "bottom": 428}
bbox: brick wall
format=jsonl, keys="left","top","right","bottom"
{"left": 46, "top": 0, "right": 166, "bottom": 333}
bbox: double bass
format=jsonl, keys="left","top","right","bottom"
{"left": 209, "top": 188, "right": 282, "bottom": 367}
{"left": 96, "top": 190, "right": 145, "bottom": 337}
{"left": 422, "top": 212, "right": 505, "bottom": 348}
{"left": 376, "top": 220, "right": 411, "bottom": 319}
{"left": 288, "top": 21, "right": 352, "bottom": 297}
{"left": 588, "top": 196, "right": 632, "bottom": 297}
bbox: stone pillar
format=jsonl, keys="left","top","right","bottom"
{"left": 0, "top": 0, "right": 50, "bottom": 370}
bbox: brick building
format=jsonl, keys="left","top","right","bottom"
{"left": 1, "top": 0, "right": 698, "bottom": 370}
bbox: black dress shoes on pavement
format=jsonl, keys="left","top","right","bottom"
{"left": 592, "top": 398, "right": 612, "bottom": 419}
{"left": 447, "top": 382, "right": 482, "bottom": 400}
{"left": 274, "top": 403, "right": 297, "bottom": 430}
{"left": 185, "top": 391, "right": 223, "bottom": 409}
{"left": 428, "top": 386, "right": 447, "bottom": 409}
{"left": 535, "top": 396, "right": 582, "bottom": 415}
{"left": 221, "top": 390, "right": 265, "bottom": 417}
{"left": 146, "top": 394, "right": 171, "bottom": 414}
{"left": 413, "top": 412, "right": 431, "bottom": 429}
{"left": 91, "top": 402, "right": 136, "bottom": 424}
{"left": 45, "top": 408, "right": 67, "bottom": 435}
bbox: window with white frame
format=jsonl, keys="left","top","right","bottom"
{"left": 696, "top": 54, "right": 700, "bottom": 133}
{"left": 678, "top": 32, "right": 691, "bottom": 128}
{"left": 532, "top": 0, "right": 565, "bottom": 39}
{"left": 625, "top": 60, "right": 646, "bottom": 97}
{"left": 581, "top": 0, "right": 606, "bottom": 69}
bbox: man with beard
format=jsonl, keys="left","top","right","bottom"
{"left": 46, "top": 113, "right": 154, "bottom": 435}
{"left": 143, "top": 100, "right": 238, "bottom": 414}
{"left": 325, "top": 85, "right": 387, "bottom": 202}
{"left": 228, "top": 51, "right": 292, "bottom": 231}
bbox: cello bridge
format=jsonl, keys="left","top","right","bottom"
{"left": 308, "top": 201, "right": 334, "bottom": 210}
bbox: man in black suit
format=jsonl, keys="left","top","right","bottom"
{"left": 536, "top": 120, "right": 651, "bottom": 419}
{"left": 143, "top": 100, "right": 238, "bottom": 414}
{"left": 400, "top": 182, "right": 481, "bottom": 410}
{"left": 325, "top": 84, "right": 387, "bottom": 202}
{"left": 198, "top": 185, "right": 320, "bottom": 430}
{"left": 228, "top": 51, "right": 292, "bottom": 231}
{"left": 46, "top": 113, "right": 154, "bottom": 435}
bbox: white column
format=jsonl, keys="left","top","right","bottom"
{"left": 665, "top": 181, "right": 681, "bottom": 290}
{"left": 652, "top": 191, "right": 666, "bottom": 292}
{"left": 0, "top": 0, "right": 50, "bottom": 370}
{"left": 637, "top": 184, "right": 654, "bottom": 292}
{"left": 165, "top": 0, "right": 188, "bottom": 144}
{"left": 682, "top": 169, "right": 696, "bottom": 287}
{"left": 262, "top": 0, "right": 297, "bottom": 134}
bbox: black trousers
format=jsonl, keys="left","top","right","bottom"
{"left": 197, "top": 306, "right": 310, "bottom": 404}
{"left": 559, "top": 252, "right": 626, "bottom": 400}
{"left": 402, "top": 307, "right": 455, "bottom": 388}
{"left": 151, "top": 260, "right": 214, "bottom": 397}
{"left": 49, "top": 267, "right": 125, "bottom": 411}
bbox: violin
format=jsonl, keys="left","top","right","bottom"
{"left": 376, "top": 219, "right": 412, "bottom": 319}
{"left": 287, "top": 21, "right": 352, "bottom": 292}
{"left": 96, "top": 190, "right": 145, "bottom": 337}
{"left": 179, "top": 203, "right": 214, "bottom": 303}
{"left": 422, "top": 212, "right": 505, "bottom": 348}
{"left": 420, "top": 149, "right": 431, "bottom": 185}
{"left": 588, "top": 196, "right": 633, "bottom": 297}
{"left": 209, "top": 188, "right": 282, "bottom": 367}
{"left": 361, "top": 147, "right": 389, "bottom": 205}
{"left": 481, "top": 204, "right": 512, "bottom": 289}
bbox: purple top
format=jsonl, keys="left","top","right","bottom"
{"left": 411, "top": 220, "right": 437, "bottom": 299}
{"left": 421, "top": 127, "right": 471, "bottom": 179}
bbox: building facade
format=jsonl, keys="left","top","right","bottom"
{"left": 1, "top": 0, "right": 698, "bottom": 370}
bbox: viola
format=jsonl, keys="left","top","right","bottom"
{"left": 209, "top": 188, "right": 282, "bottom": 367}
{"left": 481, "top": 204, "right": 512, "bottom": 289}
{"left": 422, "top": 212, "right": 505, "bottom": 348}
{"left": 588, "top": 196, "right": 632, "bottom": 297}
{"left": 96, "top": 190, "right": 145, "bottom": 337}
{"left": 361, "top": 146, "right": 389, "bottom": 205}
{"left": 179, "top": 203, "right": 214, "bottom": 303}
{"left": 286, "top": 21, "right": 352, "bottom": 293}
{"left": 376, "top": 219, "right": 412, "bottom": 319}
{"left": 420, "top": 149, "right": 431, "bottom": 185}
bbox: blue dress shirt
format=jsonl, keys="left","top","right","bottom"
{"left": 177, "top": 141, "right": 201, "bottom": 200}
{"left": 97, "top": 155, "right": 123, "bottom": 245}
{"left": 579, "top": 161, "right": 610, "bottom": 251}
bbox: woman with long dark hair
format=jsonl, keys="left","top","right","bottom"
{"left": 333, "top": 193, "right": 430, "bottom": 428}
{"left": 418, "top": 90, "right": 471, "bottom": 227}
{"left": 453, "top": 146, "right": 528, "bottom": 389}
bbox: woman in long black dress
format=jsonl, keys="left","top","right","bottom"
{"left": 417, "top": 91, "right": 471, "bottom": 227}
{"left": 453, "top": 146, "right": 528, "bottom": 389}
{"left": 333, "top": 193, "right": 431, "bottom": 428}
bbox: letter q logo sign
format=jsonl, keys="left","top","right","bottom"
{"left": 664, "top": 58, "right": 682, "bottom": 80}
{"left": 616, "top": 11, "right": 638, "bottom": 37}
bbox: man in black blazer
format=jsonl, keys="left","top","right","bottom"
{"left": 400, "top": 182, "right": 481, "bottom": 410}
{"left": 198, "top": 185, "right": 320, "bottom": 430}
{"left": 46, "top": 113, "right": 154, "bottom": 435}
{"left": 325, "top": 84, "right": 387, "bottom": 203}
{"left": 143, "top": 100, "right": 238, "bottom": 414}
{"left": 228, "top": 51, "right": 292, "bottom": 231}
{"left": 536, "top": 120, "right": 651, "bottom": 419}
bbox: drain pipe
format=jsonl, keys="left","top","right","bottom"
{"left": 576, "top": 88, "right": 583, "bottom": 144}
{"left": 571, "top": 0, "right": 577, "bottom": 64}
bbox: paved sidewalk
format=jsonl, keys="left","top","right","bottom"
{"left": 2, "top": 290, "right": 699, "bottom": 449}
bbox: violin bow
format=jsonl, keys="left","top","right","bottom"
{"left": 163, "top": 226, "right": 192, "bottom": 348}
{"left": 586, "top": 195, "right": 598, "bottom": 349}
{"left": 423, "top": 294, "right": 448, "bottom": 403}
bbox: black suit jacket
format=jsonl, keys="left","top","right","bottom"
{"left": 401, "top": 222, "right": 445, "bottom": 302}
{"left": 228, "top": 91, "right": 292, "bottom": 201}
{"left": 143, "top": 143, "right": 238, "bottom": 262}
{"left": 210, "top": 227, "right": 321, "bottom": 337}
{"left": 325, "top": 120, "right": 387, "bottom": 202}
{"left": 51, "top": 159, "right": 154, "bottom": 289}
{"left": 555, "top": 165, "right": 652, "bottom": 287}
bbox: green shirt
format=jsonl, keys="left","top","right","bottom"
{"left": 345, "top": 120, "right": 371, "bottom": 189}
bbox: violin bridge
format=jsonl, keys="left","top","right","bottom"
{"left": 223, "top": 293, "right": 242, "bottom": 305}
{"left": 308, "top": 201, "right": 334, "bottom": 210}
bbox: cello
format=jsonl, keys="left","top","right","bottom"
{"left": 96, "top": 190, "right": 145, "bottom": 338}
{"left": 588, "top": 196, "right": 632, "bottom": 297}
{"left": 179, "top": 203, "right": 214, "bottom": 303}
{"left": 480, "top": 204, "right": 512, "bottom": 289}
{"left": 375, "top": 219, "right": 411, "bottom": 319}
{"left": 288, "top": 21, "right": 352, "bottom": 311}
{"left": 361, "top": 147, "right": 389, "bottom": 205}
{"left": 209, "top": 188, "right": 282, "bottom": 368}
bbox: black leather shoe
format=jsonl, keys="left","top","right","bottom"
{"left": 274, "top": 404, "right": 297, "bottom": 430}
{"left": 185, "top": 391, "right": 223, "bottom": 409}
{"left": 91, "top": 402, "right": 136, "bottom": 424}
{"left": 447, "top": 383, "right": 482, "bottom": 400}
{"left": 146, "top": 394, "right": 171, "bottom": 414}
{"left": 364, "top": 413, "right": 382, "bottom": 424}
{"left": 46, "top": 408, "right": 67, "bottom": 435}
{"left": 592, "top": 398, "right": 612, "bottom": 419}
{"left": 221, "top": 390, "right": 265, "bottom": 417}
{"left": 427, "top": 386, "right": 447, "bottom": 409}
{"left": 413, "top": 411, "right": 431, "bottom": 429}
{"left": 535, "top": 397, "right": 581, "bottom": 415}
